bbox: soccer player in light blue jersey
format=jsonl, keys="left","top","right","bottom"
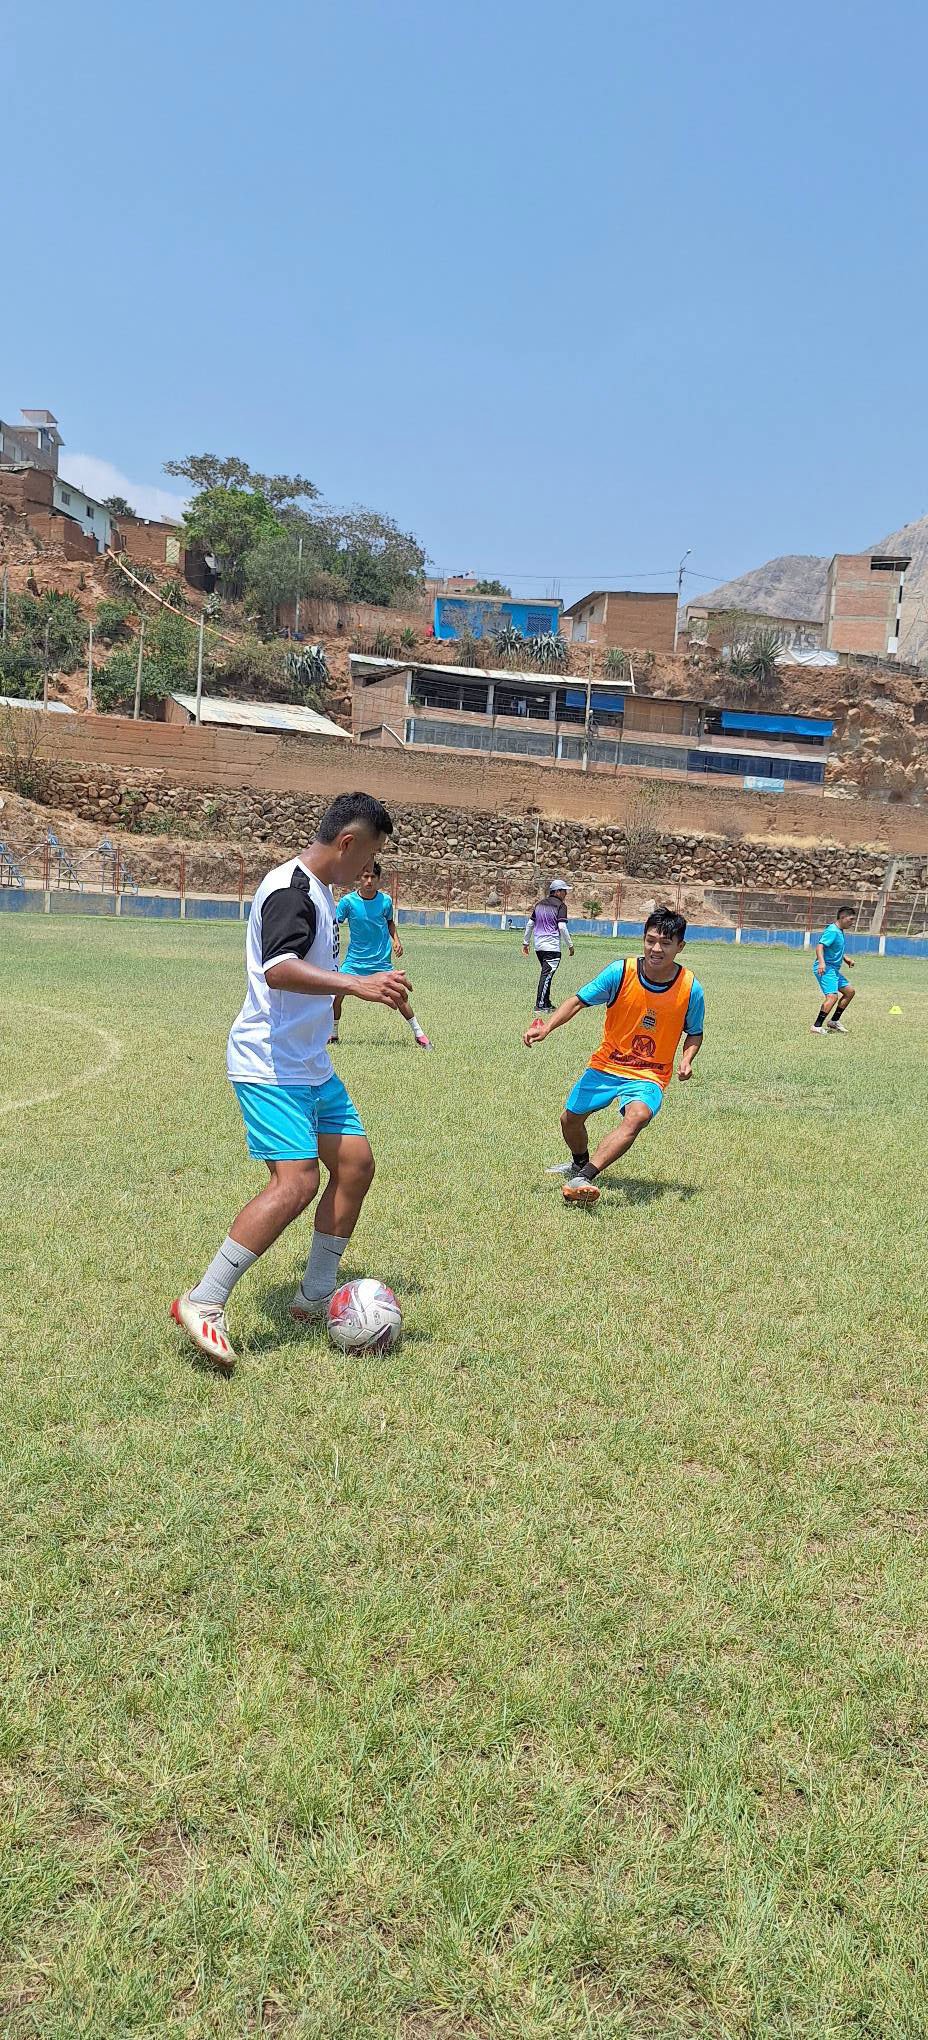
{"left": 331, "top": 860, "right": 432, "bottom": 1049}
{"left": 811, "top": 906, "right": 856, "bottom": 1034}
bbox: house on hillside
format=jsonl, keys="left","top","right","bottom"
{"left": 824, "top": 553, "right": 911, "bottom": 659}
{"left": 350, "top": 652, "right": 833, "bottom": 789}
{"left": 0, "top": 408, "right": 63, "bottom": 472}
{"left": 686, "top": 604, "right": 824, "bottom": 650}
{"left": 433, "top": 593, "right": 561, "bottom": 641}
{"left": 560, "top": 589, "right": 678, "bottom": 653}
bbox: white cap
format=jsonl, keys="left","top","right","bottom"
{"left": 550, "top": 878, "right": 569, "bottom": 893}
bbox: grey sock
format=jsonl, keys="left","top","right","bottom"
{"left": 190, "top": 1234, "right": 258, "bottom": 1309}
{"left": 299, "top": 1229, "right": 351, "bottom": 1303}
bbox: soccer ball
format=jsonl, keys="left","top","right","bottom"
{"left": 327, "top": 1278, "right": 402, "bottom": 1355}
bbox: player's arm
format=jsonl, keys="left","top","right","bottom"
{"left": 387, "top": 915, "right": 403, "bottom": 959}
{"left": 560, "top": 918, "right": 575, "bottom": 957}
{"left": 523, "top": 993, "right": 584, "bottom": 1045}
{"left": 677, "top": 1032, "right": 703, "bottom": 1080}
{"left": 266, "top": 958, "right": 411, "bottom": 1007}
{"left": 814, "top": 941, "right": 826, "bottom": 975}
{"left": 522, "top": 908, "right": 535, "bottom": 956}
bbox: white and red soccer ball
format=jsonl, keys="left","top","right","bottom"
{"left": 327, "top": 1278, "right": 402, "bottom": 1354}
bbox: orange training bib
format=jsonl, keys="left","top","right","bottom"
{"left": 588, "top": 960, "right": 693, "bottom": 1089}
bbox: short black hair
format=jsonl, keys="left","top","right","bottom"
{"left": 371, "top": 859, "right": 382, "bottom": 878}
{"left": 644, "top": 908, "right": 687, "bottom": 943}
{"left": 837, "top": 904, "right": 855, "bottom": 920}
{"left": 316, "top": 792, "right": 394, "bottom": 844}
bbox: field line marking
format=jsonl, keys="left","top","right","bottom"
{"left": 0, "top": 1005, "right": 124, "bottom": 1119}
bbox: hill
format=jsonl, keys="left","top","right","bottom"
{"left": 694, "top": 513, "right": 928, "bottom": 658}
{"left": 691, "top": 554, "right": 829, "bottom": 623}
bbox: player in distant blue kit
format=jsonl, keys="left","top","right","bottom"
{"left": 811, "top": 906, "right": 856, "bottom": 1033}
{"left": 331, "top": 861, "right": 432, "bottom": 1049}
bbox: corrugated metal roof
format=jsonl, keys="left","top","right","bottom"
{"left": 0, "top": 694, "right": 74, "bottom": 714}
{"left": 170, "top": 693, "right": 349, "bottom": 739}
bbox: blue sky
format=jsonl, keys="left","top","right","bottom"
{"left": 5, "top": 0, "right": 928, "bottom": 600}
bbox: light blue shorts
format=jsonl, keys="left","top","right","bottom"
{"left": 232, "top": 1075, "right": 366, "bottom": 1161}
{"left": 814, "top": 967, "right": 849, "bottom": 998}
{"left": 564, "top": 1068, "right": 664, "bottom": 1120}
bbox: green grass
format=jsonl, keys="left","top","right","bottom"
{"left": 1, "top": 920, "right": 927, "bottom": 2038}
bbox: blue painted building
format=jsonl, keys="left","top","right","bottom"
{"left": 433, "top": 594, "right": 561, "bottom": 641}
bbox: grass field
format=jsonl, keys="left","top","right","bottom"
{"left": 1, "top": 918, "right": 927, "bottom": 2038}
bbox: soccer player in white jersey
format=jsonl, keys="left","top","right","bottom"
{"left": 171, "top": 792, "right": 409, "bottom": 1370}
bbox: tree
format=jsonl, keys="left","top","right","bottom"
{"left": 306, "top": 508, "right": 427, "bottom": 605}
{"left": 243, "top": 530, "right": 341, "bottom": 633}
{"left": 103, "top": 494, "right": 137, "bottom": 519}
{"left": 164, "top": 453, "right": 319, "bottom": 508}
{"left": 180, "top": 486, "right": 282, "bottom": 597}
{"left": 474, "top": 578, "right": 511, "bottom": 596}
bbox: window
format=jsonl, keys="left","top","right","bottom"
{"left": 525, "top": 608, "right": 555, "bottom": 635}
{"left": 60, "top": 489, "right": 71, "bottom": 504}
{"left": 86, "top": 506, "right": 94, "bottom": 520}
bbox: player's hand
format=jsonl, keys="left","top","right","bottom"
{"left": 522, "top": 945, "right": 530, "bottom": 957}
{"left": 353, "top": 970, "right": 411, "bottom": 1009}
{"left": 678, "top": 1061, "right": 694, "bottom": 1081}
{"left": 523, "top": 1018, "right": 549, "bottom": 1046}
{"left": 393, "top": 941, "right": 405, "bottom": 958}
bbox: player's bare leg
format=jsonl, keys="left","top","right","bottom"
{"left": 561, "top": 1101, "right": 653, "bottom": 1205}
{"left": 291, "top": 1134, "right": 375, "bottom": 1322}
{"left": 827, "top": 984, "right": 855, "bottom": 1032}
{"left": 329, "top": 992, "right": 344, "bottom": 1044}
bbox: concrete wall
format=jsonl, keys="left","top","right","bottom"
{"left": 52, "top": 481, "right": 114, "bottom": 552}
{"left": 23, "top": 709, "right": 928, "bottom": 855}
{"left": 564, "top": 593, "right": 677, "bottom": 652}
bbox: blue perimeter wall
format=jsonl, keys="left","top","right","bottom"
{"left": 2, "top": 890, "right": 927, "bottom": 956}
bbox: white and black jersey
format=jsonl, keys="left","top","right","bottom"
{"left": 227, "top": 858, "right": 338, "bottom": 1087}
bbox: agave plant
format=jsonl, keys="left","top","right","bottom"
{"left": 524, "top": 632, "right": 569, "bottom": 672}
{"left": 604, "top": 645, "right": 629, "bottom": 680}
{"left": 286, "top": 643, "right": 330, "bottom": 699}
{"left": 491, "top": 622, "right": 525, "bottom": 666}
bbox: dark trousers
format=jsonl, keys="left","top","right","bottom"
{"left": 535, "top": 947, "right": 561, "bottom": 1010}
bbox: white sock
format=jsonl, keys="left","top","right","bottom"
{"left": 190, "top": 1235, "right": 257, "bottom": 1309}
{"left": 299, "top": 1230, "right": 350, "bottom": 1302}
{"left": 406, "top": 1011, "right": 423, "bottom": 1035}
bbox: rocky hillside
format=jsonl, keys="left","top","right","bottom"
{"left": 695, "top": 512, "right": 928, "bottom": 657}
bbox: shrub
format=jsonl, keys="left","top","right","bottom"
{"left": 286, "top": 644, "right": 329, "bottom": 700}
{"left": 0, "top": 704, "right": 47, "bottom": 799}
{"left": 0, "top": 645, "right": 43, "bottom": 699}
{"left": 583, "top": 895, "right": 603, "bottom": 919}
{"left": 522, "top": 632, "right": 568, "bottom": 673}
{"left": 13, "top": 590, "right": 87, "bottom": 668}
{"left": 159, "top": 579, "right": 187, "bottom": 612}
{"left": 94, "top": 599, "right": 134, "bottom": 645}
{"left": 399, "top": 627, "right": 418, "bottom": 652}
{"left": 620, "top": 785, "right": 663, "bottom": 876}
{"left": 604, "top": 646, "right": 629, "bottom": 680}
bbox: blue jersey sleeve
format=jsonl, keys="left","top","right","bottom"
{"left": 335, "top": 895, "right": 351, "bottom": 924}
{"left": 684, "top": 978, "right": 705, "bottom": 1034}
{"left": 382, "top": 894, "right": 394, "bottom": 923}
{"left": 577, "top": 960, "right": 625, "bottom": 1006}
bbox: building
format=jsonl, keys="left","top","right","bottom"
{"left": 114, "top": 514, "right": 209, "bottom": 588}
{"left": 560, "top": 589, "right": 678, "bottom": 653}
{"left": 433, "top": 593, "right": 561, "bottom": 641}
{"left": 686, "top": 604, "right": 824, "bottom": 651}
{"left": 0, "top": 409, "right": 63, "bottom": 472}
{"left": 351, "top": 654, "right": 833, "bottom": 789}
{"left": 52, "top": 479, "right": 116, "bottom": 551}
{"left": 165, "top": 693, "right": 349, "bottom": 740}
{"left": 824, "top": 552, "right": 910, "bottom": 658}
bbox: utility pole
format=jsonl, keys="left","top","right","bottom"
{"left": 133, "top": 620, "right": 146, "bottom": 720}
{"left": 1, "top": 567, "right": 7, "bottom": 642}
{"left": 581, "top": 649, "right": 593, "bottom": 774}
{"left": 673, "top": 548, "right": 692, "bottom": 654}
{"left": 195, "top": 610, "right": 205, "bottom": 724}
{"left": 43, "top": 619, "right": 51, "bottom": 708}
{"left": 294, "top": 533, "right": 304, "bottom": 638}
{"left": 87, "top": 623, "right": 94, "bottom": 710}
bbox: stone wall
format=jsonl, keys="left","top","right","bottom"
{"left": 26, "top": 757, "right": 927, "bottom": 901}
{"left": 25, "top": 706, "right": 928, "bottom": 854}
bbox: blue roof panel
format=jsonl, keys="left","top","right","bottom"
{"left": 720, "top": 709, "right": 833, "bottom": 738}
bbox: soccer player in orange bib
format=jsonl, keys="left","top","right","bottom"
{"left": 523, "top": 908, "right": 705, "bottom": 1206}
